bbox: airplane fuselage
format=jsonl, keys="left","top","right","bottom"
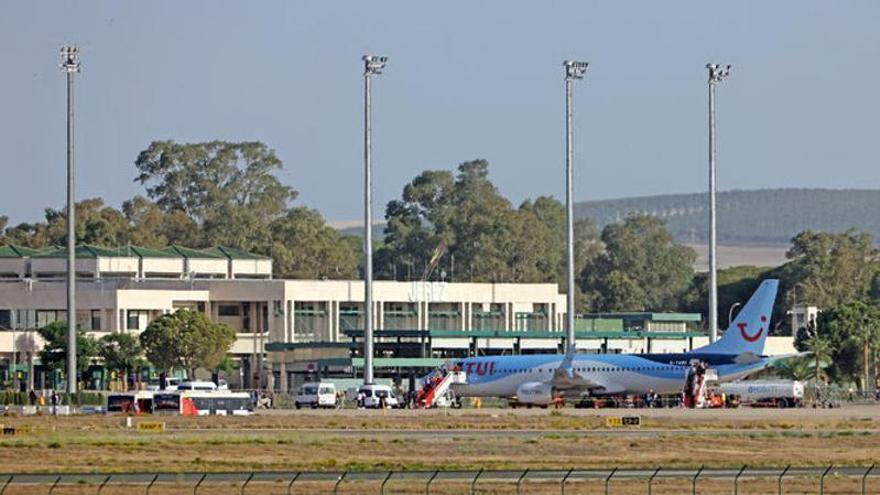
{"left": 443, "top": 279, "right": 780, "bottom": 401}
{"left": 450, "top": 352, "right": 767, "bottom": 398}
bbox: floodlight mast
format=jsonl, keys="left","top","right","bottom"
{"left": 362, "top": 55, "right": 387, "bottom": 386}
{"left": 563, "top": 60, "right": 588, "bottom": 352}
{"left": 61, "top": 46, "right": 80, "bottom": 394}
{"left": 706, "top": 63, "right": 730, "bottom": 343}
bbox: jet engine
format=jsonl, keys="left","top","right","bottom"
{"left": 515, "top": 382, "right": 554, "bottom": 405}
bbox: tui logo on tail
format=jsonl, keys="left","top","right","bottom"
{"left": 693, "top": 279, "right": 779, "bottom": 356}
{"left": 738, "top": 315, "right": 767, "bottom": 342}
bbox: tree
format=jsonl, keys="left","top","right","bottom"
{"left": 447, "top": 161, "right": 519, "bottom": 282}
{"left": 377, "top": 160, "right": 601, "bottom": 288}
{"left": 120, "top": 195, "right": 204, "bottom": 248}
{"left": 794, "top": 319, "right": 834, "bottom": 403}
{"left": 378, "top": 161, "right": 523, "bottom": 282}
{"left": 37, "top": 321, "right": 99, "bottom": 384}
{"left": 5, "top": 198, "right": 131, "bottom": 248}
{"left": 98, "top": 333, "right": 145, "bottom": 391}
{"left": 843, "top": 305, "right": 880, "bottom": 392}
{"left": 811, "top": 301, "right": 880, "bottom": 389}
{"left": 266, "top": 207, "right": 359, "bottom": 279}
{"left": 134, "top": 140, "right": 295, "bottom": 251}
{"left": 580, "top": 215, "right": 696, "bottom": 312}
{"left": 378, "top": 169, "right": 455, "bottom": 280}
{"left": 803, "top": 330, "right": 832, "bottom": 385}
{"left": 516, "top": 196, "right": 565, "bottom": 281}
{"left": 785, "top": 230, "right": 879, "bottom": 309}
{"left": 2, "top": 138, "right": 356, "bottom": 280}
{"left": 139, "top": 309, "right": 236, "bottom": 379}
{"left": 774, "top": 356, "right": 815, "bottom": 382}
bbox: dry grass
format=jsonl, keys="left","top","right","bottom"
{"left": 3, "top": 405, "right": 879, "bottom": 433}
{"left": 0, "top": 407, "right": 876, "bottom": 477}
{"left": 0, "top": 426, "right": 876, "bottom": 473}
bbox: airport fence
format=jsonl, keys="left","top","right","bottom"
{"left": 0, "top": 466, "right": 876, "bottom": 494}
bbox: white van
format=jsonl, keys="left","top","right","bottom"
{"left": 357, "top": 384, "right": 399, "bottom": 409}
{"left": 146, "top": 377, "right": 183, "bottom": 391}
{"left": 176, "top": 381, "right": 218, "bottom": 391}
{"left": 295, "top": 382, "right": 338, "bottom": 409}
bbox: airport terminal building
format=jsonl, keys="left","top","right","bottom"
{"left": 0, "top": 244, "right": 793, "bottom": 391}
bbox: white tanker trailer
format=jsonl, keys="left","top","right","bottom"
{"left": 717, "top": 380, "right": 804, "bottom": 408}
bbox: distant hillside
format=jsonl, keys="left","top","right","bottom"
{"left": 335, "top": 188, "right": 880, "bottom": 248}
{"left": 575, "top": 188, "right": 880, "bottom": 245}
{"left": 334, "top": 222, "right": 385, "bottom": 239}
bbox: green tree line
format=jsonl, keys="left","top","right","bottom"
{"left": 1, "top": 141, "right": 358, "bottom": 280}
{"left": 37, "top": 309, "right": 235, "bottom": 390}
{"left": 4, "top": 141, "right": 880, "bottom": 390}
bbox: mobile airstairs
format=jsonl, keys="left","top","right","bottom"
{"left": 417, "top": 368, "right": 467, "bottom": 408}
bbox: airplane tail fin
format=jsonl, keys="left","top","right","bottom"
{"left": 692, "top": 279, "right": 779, "bottom": 356}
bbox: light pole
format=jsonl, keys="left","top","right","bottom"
{"left": 706, "top": 63, "right": 730, "bottom": 343}
{"left": 563, "top": 60, "right": 588, "bottom": 352}
{"left": 362, "top": 55, "right": 387, "bottom": 386}
{"left": 61, "top": 46, "right": 80, "bottom": 394}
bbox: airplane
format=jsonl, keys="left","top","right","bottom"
{"left": 440, "top": 279, "right": 781, "bottom": 406}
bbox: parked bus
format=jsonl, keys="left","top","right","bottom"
{"left": 106, "top": 391, "right": 154, "bottom": 414}
{"left": 152, "top": 390, "right": 252, "bottom": 416}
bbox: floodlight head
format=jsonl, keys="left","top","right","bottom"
{"left": 707, "top": 63, "right": 731, "bottom": 84}
{"left": 564, "top": 60, "right": 589, "bottom": 81}
{"left": 60, "top": 45, "right": 81, "bottom": 73}
{"left": 363, "top": 55, "right": 388, "bottom": 76}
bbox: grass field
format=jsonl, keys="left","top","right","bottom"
{"left": 0, "top": 408, "right": 876, "bottom": 494}
{"left": 0, "top": 407, "right": 876, "bottom": 473}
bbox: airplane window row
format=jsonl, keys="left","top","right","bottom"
{"left": 489, "top": 365, "right": 679, "bottom": 375}
{"left": 573, "top": 366, "right": 678, "bottom": 372}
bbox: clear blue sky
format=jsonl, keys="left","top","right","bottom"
{"left": 2, "top": 1, "right": 878, "bottom": 224}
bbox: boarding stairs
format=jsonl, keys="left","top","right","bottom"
{"left": 418, "top": 369, "right": 467, "bottom": 408}
{"left": 695, "top": 368, "right": 719, "bottom": 408}
{"left": 684, "top": 362, "right": 718, "bottom": 409}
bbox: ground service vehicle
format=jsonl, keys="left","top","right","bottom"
{"left": 295, "top": 382, "right": 337, "bottom": 409}
{"left": 145, "top": 377, "right": 182, "bottom": 391}
{"left": 176, "top": 381, "right": 219, "bottom": 391}
{"left": 718, "top": 380, "right": 804, "bottom": 408}
{"left": 106, "top": 391, "right": 154, "bottom": 413}
{"left": 153, "top": 391, "right": 253, "bottom": 415}
{"left": 357, "top": 384, "right": 399, "bottom": 408}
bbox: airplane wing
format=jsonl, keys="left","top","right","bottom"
{"left": 733, "top": 351, "right": 763, "bottom": 365}
{"left": 551, "top": 367, "right": 605, "bottom": 391}
{"left": 551, "top": 347, "right": 605, "bottom": 393}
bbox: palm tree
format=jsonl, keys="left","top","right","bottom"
{"left": 848, "top": 311, "right": 880, "bottom": 392}
{"left": 869, "top": 332, "right": 880, "bottom": 393}
{"left": 826, "top": 301, "right": 880, "bottom": 392}
{"left": 774, "top": 356, "right": 814, "bottom": 382}
{"left": 805, "top": 334, "right": 832, "bottom": 384}
{"left": 804, "top": 332, "right": 833, "bottom": 404}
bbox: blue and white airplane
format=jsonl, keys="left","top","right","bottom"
{"left": 447, "top": 279, "right": 780, "bottom": 405}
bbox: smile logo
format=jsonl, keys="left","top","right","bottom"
{"left": 737, "top": 315, "right": 766, "bottom": 343}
